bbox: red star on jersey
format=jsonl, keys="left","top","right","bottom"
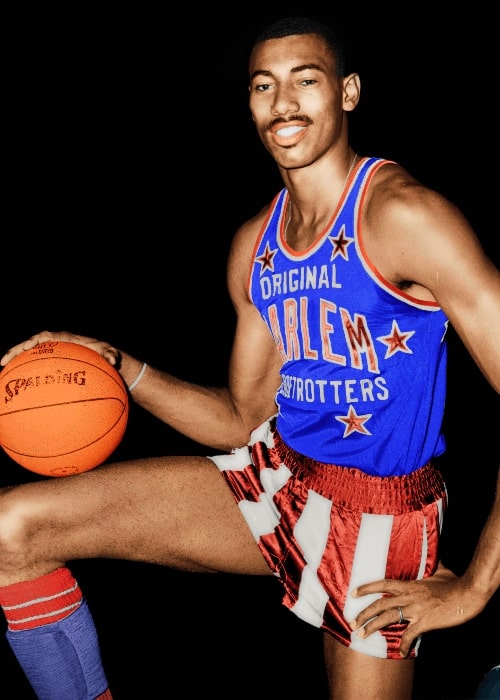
{"left": 255, "top": 242, "right": 278, "bottom": 273}
{"left": 328, "top": 225, "right": 354, "bottom": 260}
{"left": 377, "top": 320, "right": 415, "bottom": 359}
{"left": 335, "top": 405, "right": 372, "bottom": 437}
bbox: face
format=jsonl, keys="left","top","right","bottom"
{"left": 248, "top": 33, "right": 359, "bottom": 170}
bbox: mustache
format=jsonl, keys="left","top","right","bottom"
{"left": 265, "top": 115, "right": 313, "bottom": 132}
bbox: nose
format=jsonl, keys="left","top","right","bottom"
{"left": 271, "top": 86, "right": 299, "bottom": 116}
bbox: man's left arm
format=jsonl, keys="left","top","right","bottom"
{"left": 349, "top": 188, "right": 500, "bottom": 657}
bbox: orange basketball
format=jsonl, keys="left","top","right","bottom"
{"left": 0, "top": 341, "right": 129, "bottom": 477}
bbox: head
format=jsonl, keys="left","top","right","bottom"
{"left": 248, "top": 16, "right": 360, "bottom": 170}
{"left": 251, "top": 16, "right": 348, "bottom": 78}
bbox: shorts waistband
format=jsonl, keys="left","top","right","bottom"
{"left": 270, "top": 427, "right": 447, "bottom": 513}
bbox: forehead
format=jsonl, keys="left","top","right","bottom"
{"left": 249, "top": 33, "right": 335, "bottom": 79}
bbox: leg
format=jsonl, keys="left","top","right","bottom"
{"left": 323, "top": 632, "right": 414, "bottom": 700}
{"left": 0, "top": 456, "right": 269, "bottom": 699}
{"left": 0, "top": 456, "right": 269, "bottom": 581}
{"left": 229, "top": 425, "right": 446, "bottom": 700}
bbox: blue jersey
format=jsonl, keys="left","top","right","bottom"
{"left": 249, "top": 157, "right": 448, "bottom": 476}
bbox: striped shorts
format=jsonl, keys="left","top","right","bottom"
{"left": 210, "top": 416, "right": 447, "bottom": 659}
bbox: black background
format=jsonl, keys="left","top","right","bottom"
{"left": 2, "top": 6, "right": 498, "bottom": 698}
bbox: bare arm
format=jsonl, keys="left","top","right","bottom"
{"left": 347, "top": 170, "right": 500, "bottom": 656}
{"left": 349, "top": 467, "right": 500, "bottom": 657}
{"left": 0, "top": 210, "right": 282, "bottom": 452}
{"left": 120, "top": 212, "right": 282, "bottom": 449}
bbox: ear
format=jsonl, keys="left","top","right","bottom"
{"left": 343, "top": 73, "right": 361, "bottom": 112}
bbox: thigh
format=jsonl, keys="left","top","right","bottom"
{"left": 3, "top": 456, "right": 270, "bottom": 575}
{"left": 323, "top": 632, "right": 414, "bottom": 700}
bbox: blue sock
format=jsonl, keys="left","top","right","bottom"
{"left": 6, "top": 600, "right": 110, "bottom": 700}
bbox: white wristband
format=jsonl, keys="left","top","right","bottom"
{"left": 128, "top": 362, "right": 148, "bottom": 392}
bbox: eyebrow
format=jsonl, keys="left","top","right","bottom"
{"left": 250, "top": 63, "right": 325, "bottom": 81}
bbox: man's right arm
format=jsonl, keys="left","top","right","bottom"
{"left": 120, "top": 210, "right": 282, "bottom": 450}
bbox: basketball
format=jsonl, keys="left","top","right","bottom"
{"left": 0, "top": 341, "right": 129, "bottom": 477}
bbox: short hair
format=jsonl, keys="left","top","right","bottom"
{"left": 252, "top": 16, "right": 347, "bottom": 77}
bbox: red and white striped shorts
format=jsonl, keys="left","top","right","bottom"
{"left": 210, "top": 416, "right": 448, "bottom": 659}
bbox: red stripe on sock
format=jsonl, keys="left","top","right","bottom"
{"left": 0, "top": 567, "right": 82, "bottom": 631}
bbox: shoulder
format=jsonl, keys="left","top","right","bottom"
{"left": 366, "top": 161, "right": 455, "bottom": 225}
{"left": 229, "top": 201, "right": 273, "bottom": 265}
{"left": 227, "top": 199, "right": 276, "bottom": 304}
{"left": 362, "top": 161, "right": 479, "bottom": 292}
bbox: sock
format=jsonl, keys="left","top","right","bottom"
{"left": 0, "top": 567, "right": 112, "bottom": 700}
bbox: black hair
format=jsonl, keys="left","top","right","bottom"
{"left": 252, "top": 16, "right": 347, "bottom": 77}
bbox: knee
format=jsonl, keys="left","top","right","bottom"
{"left": 0, "top": 486, "right": 39, "bottom": 574}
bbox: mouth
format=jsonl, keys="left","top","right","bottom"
{"left": 269, "top": 120, "right": 309, "bottom": 146}
{"left": 274, "top": 124, "right": 305, "bottom": 138}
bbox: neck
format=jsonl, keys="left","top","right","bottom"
{"left": 284, "top": 152, "right": 358, "bottom": 246}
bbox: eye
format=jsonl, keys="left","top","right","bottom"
{"left": 255, "top": 83, "right": 272, "bottom": 92}
{"left": 299, "top": 78, "right": 317, "bottom": 86}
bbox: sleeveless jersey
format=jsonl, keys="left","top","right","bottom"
{"left": 248, "top": 157, "right": 448, "bottom": 477}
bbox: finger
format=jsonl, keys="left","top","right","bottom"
{"left": 0, "top": 333, "right": 49, "bottom": 366}
{"left": 354, "top": 611, "right": 425, "bottom": 658}
{"left": 349, "top": 593, "right": 416, "bottom": 630}
{"left": 352, "top": 579, "right": 406, "bottom": 598}
{"left": 398, "top": 628, "right": 420, "bottom": 658}
{"left": 100, "top": 347, "right": 121, "bottom": 367}
{"left": 351, "top": 599, "right": 412, "bottom": 633}
{"left": 1, "top": 331, "right": 96, "bottom": 367}
{"left": 351, "top": 607, "right": 402, "bottom": 636}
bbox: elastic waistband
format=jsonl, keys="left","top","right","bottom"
{"left": 269, "top": 427, "right": 447, "bottom": 514}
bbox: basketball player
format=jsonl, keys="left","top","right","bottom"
{"left": 0, "top": 16, "right": 499, "bottom": 700}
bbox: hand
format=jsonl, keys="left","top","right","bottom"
{"left": 0, "top": 330, "right": 121, "bottom": 369}
{"left": 348, "top": 562, "right": 487, "bottom": 658}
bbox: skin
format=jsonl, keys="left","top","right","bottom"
{"left": 0, "top": 32, "right": 499, "bottom": 700}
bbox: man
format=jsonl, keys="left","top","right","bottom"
{"left": 0, "top": 16, "right": 498, "bottom": 700}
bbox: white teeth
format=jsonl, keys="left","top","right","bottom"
{"left": 276, "top": 125, "right": 304, "bottom": 137}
